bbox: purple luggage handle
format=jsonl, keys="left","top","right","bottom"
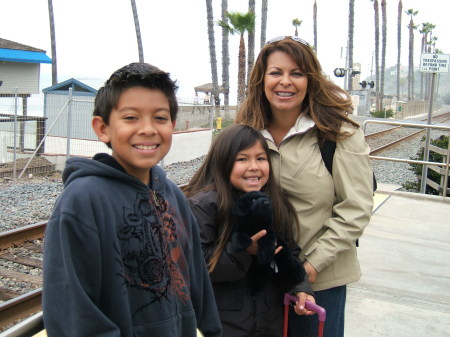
{"left": 283, "top": 293, "right": 326, "bottom": 322}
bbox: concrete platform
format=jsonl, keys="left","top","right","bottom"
{"left": 345, "top": 186, "right": 450, "bottom": 336}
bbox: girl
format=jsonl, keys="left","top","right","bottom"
{"left": 183, "top": 124, "right": 314, "bottom": 337}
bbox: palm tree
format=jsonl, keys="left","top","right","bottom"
{"left": 47, "top": 0, "right": 57, "bottom": 85}
{"left": 371, "top": 0, "right": 380, "bottom": 110}
{"left": 292, "top": 18, "right": 302, "bottom": 37}
{"left": 206, "top": 0, "right": 220, "bottom": 106}
{"left": 130, "top": 0, "right": 144, "bottom": 62}
{"left": 347, "top": 0, "right": 354, "bottom": 91}
{"left": 396, "top": 0, "right": 402, "bottom": 101}
{"left": 247, "top": 0, "right": 256, "bottom": 85}
{"left": 313, "top": 1, "right": 318, "bottom": 54}
{"left": 419, "top": 22, "right": 436, "bottom": 99}
{"left": 221, "top": 0, "right": 230, "bottom": 108}
{"left": 405, "top": 8, "right": 418, "bottom": 101}
{"left": 428, "top": 36, "right": 437, "bottom": 53}
{"left": 380, "top": 0, "right": 387, "bottom": 111}
{"left": 219, "top": 11, "right": 256, "bottom": 104}
{"left": 419, "top": 23, "right": 432, "bottom": 98}
{"left": 260, "top": 0, "right": 269, "bottom": 48}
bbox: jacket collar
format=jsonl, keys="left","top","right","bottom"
{"left": 261, "top": 113, "right": 316, "bottom": 144}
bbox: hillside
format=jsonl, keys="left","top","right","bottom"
{"left": 362, "top": 65, "right": 450, "bottom": 101}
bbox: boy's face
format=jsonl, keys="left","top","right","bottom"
{"left": 93, "top": 86, "right": 175, "bottom": 184}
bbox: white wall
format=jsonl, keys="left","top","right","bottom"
{"left": 43, "top": 129, "right": 212, "bottom": 171}
{"left": 163, "top": 129, "right": 211, "bottom": 166}
{"left": 0, "top": 62, "right": 40, "bottom": 94}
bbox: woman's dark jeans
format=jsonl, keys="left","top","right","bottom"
{"left": 288, "top": 285, "right": 347, "bottom": 337}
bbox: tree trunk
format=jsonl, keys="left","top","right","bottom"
{"left": 347, "top": 0, "right": 354, "bottom": 91}
{"left": 374, "top": 0, "right": 380, "bottom": 110}
{"left": 380, "top": 0, "right": 387, "bottom": 112}
{"left": 313, "top": 0, "right": 317, "bottom": 54}
{"left": 408, "top": 18, "right": 414, "bottom": 101}
{"left": 396, "top": 0, "right": 402, "bottom": 101}
{"left": 237, "top": 35, "right": 247, "bottom": 104}
{"left": 47, "top": 0, "right": 57, "bottom": 85}
{"left": 260, "top": 0, "right": 268, "bottom": 48}
{"left": 221, "top": 0, "right": 230, "bottom": 116}
{"left": 130, "top": 0, "right": 144, "bottom": 62}
{"left": 205, "top": 0, "right": 220, "bottom": 107}
{"left": 247, "top": 0, "right": 256, "bottom": 87}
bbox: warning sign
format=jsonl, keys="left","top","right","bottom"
{"left": 420, "top": 53, "right": 450, "bottom": 73}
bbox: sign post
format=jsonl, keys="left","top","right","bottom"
{"left": 419, "top": 53, "right": 450, "bottom": 193}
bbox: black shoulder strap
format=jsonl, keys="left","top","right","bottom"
{"left": 319, "top": 139, "right": 336, "bottom": 175}
{"left": 320, "top": 138, "right": 377, "bottom": 192}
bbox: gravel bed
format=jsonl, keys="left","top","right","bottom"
{"left": 0, "top": 157, "right": 206, "bottom": 232}
{"left": 0, "top": 127, "right": 447, "bottom": 232}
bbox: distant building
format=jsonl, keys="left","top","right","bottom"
{"left": 0, "top": 38, "right": 51, "bottom": 96}
{"left": 43, "top": 78, "right": 97, "bottom": 140}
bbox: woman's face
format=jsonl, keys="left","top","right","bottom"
{"left": 263, "top": 50, "right": 308, "bottom": 116}
{"left": 230, "top": 141, "right": 270, "bottom": 193}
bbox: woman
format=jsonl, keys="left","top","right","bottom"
{"left": 235, "top": 36, "right": 374, "bottom": 337}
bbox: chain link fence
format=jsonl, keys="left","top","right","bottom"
{"left": 0, "top": 89, "right": 224, "bottom": 179}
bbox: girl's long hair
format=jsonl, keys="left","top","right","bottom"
{"left": 184, "top": 124, "right": 299, "bottom": 272}
{"left": 235, "top": 37, "right": 359, "bottom": 145}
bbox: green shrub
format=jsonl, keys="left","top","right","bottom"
{"left": 370, "top": 109, "right": 394, "bottom": 118}
{"left": 402, "top": 135, "right": 449, "bottom": 195}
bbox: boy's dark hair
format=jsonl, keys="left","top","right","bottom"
{"left": 93, "top": 62, "right": 179, "bottom": 124}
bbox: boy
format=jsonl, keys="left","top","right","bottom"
{"left": 43, "top": 63, "right": 222, "bottom": 337}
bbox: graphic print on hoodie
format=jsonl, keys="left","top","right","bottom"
{"left": 117, "top": 190, "right": 190, "bottom": 317}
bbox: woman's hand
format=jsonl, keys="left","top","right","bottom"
{"left": 303, "top": 260, "right": 318, "bottom": 283}
{"left": 292, "top": 292, "right": 316, "bottom": 316}
{"left": 246, "top": 229, "right": 267, "bottom": 255}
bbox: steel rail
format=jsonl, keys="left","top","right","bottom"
{"left": 0, "top": 288, "right": 42, "bottom": 332}
{"left": 0, "top": 222, "right": 47, "bottom": 250}
{"left": 369, "top": 129, "right": 426, "bottom": 155}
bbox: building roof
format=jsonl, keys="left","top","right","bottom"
{"left": 194, "top": 83, "right": 226, "bottom": 94}
{"left": 43, "top": 78, "right": 97, "bottom": 95}
{"left": 0, "top": 38, "right": 51, "bottom": 64}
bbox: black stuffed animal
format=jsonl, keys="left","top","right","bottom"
{"left": 231, "top": 191, "right": 277, "bottom": 265}
{"left": 231, "top": 191, "right": 307, "bottom": 291}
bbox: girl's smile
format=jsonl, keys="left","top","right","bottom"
{"left": 230, "top": 141, "right": 270, "bottom": 192}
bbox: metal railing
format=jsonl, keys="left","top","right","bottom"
{"left": 363, "top": 119, "right": 450, "bottom": 197}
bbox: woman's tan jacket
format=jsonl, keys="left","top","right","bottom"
{"left": 262, "top": 117, "right": 374, "bottom": 291}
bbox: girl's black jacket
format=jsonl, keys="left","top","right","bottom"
{"left": 189, "top": 190, "right": 313, "bottom": 337}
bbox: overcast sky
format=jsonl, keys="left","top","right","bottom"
{"left": 1, "top": 0, "right": 449, "bottom": 103}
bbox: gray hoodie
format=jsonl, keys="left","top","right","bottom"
{"left": 43, "top": 154, "right": 222, "bottom": 337}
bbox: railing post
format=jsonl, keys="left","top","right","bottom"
{"left": 443, "top": 142, "right": 450, "bottom": 198}
{"left": 420, "top": 72, "right": 436, "bottom": 194}
{"left": 13, "top": 87, "right": 18, "bottom": 179}
{"left": 66, "top": 88, "right": 73, "bottom": 160}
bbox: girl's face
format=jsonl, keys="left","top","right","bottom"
{"left": 263, "top": 50, "right": 308, "bottom": 117}
{"left": 230, "top": 141, "right": 270, "bottom": 193}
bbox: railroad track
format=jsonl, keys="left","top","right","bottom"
{"left": 0, "top": 222, "right": 46, "bottom": 332}
{"left": 364, "top": 112, "right": 450, "bottom": 155}
{"left": 1, "top": 110, "right": 450, "bottom": 334}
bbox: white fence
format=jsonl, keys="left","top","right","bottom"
{"left": 0, "top": 92, "right": 214, "bottom": 178}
